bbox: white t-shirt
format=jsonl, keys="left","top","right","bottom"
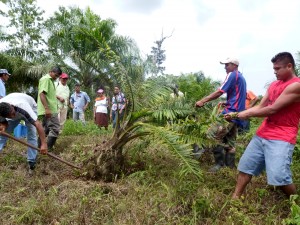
{"left": 0, "top": 93, "right": 38, "bottom": 122}
{"left": 170, "top": 91, "right": 184, "bottom": 98}
{"left": 56, "top": 81, "right": 70, "bottom": 108}
{"left": 94, "top": 97, "right": 108, "bottom": 114}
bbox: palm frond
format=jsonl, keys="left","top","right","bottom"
{"left": 140, "top": 124, "right": 203, "bottom": 180}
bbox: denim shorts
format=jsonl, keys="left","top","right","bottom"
{"left": 238, "top": 135, "right": 295, "bottom": 186}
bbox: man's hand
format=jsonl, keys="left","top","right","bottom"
{"left": 235, "top": 111, "right": 249, "bottom": 120}
{"left": 0, "top": 122, "right": 8, "bottom": 132}
{"left": 224, "top": 112, "right": 239, "bottom": 121}
{"left": 40, "top": 143, "right": 48, "bottom": 155}
{"left": 58, "top": 96, "right": 65, "bottom": 103}
{"left": 218, "top": 102, "right": 226, "bottom": 107}
{"left": 195, "top": 100, "right": 205, "bottom": 108}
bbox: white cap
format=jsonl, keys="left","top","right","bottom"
{"left": 220, "top": 57, "right": 239, "bottom": 66}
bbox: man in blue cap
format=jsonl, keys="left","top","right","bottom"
{"left": 0, "top": 69, "right": 11, "bottom": 99}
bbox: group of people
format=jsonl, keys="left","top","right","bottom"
{"left": 195, "top": 52, "right": 300, "bottom": 199}
{"left": 93, "top": 86, "right": 126, "bottom": 130}
{"left": 0, "top": 66, "right": 127, "bottom": 174}
{"left": 1, "top": 51, "right": 299, "bottom": 199}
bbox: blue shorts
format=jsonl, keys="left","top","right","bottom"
{"left": 238, "top": 135, "right": 294, "bottom": 186}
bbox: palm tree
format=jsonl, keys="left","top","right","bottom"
{"left": 85, "top": 79, "right": 203, "bottom": 181}
{"left": 0, "top": 51, "right": 65, "bottom": 99}
{"left": 44, "top": 6, "right": 143, "bottom": 91}
{"left": 79, "top": 38, "right": 217, "bottom": 181}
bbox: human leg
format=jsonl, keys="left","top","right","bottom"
{"left": 225, "top": 151, "right": 236, "bottom": 168}
{"left": 234, "top": 136, "right": 266, "bottom": 198}
{"left": 73, "top": 111, "right": 79, "bottom": 121}
{"left": 232, "top": 172, "right": 253, "bottom": 199}
{"left": 25, "top": 121, "right": 38, "bottom": 164}
{"left": 280, "top": 184, "right": 296, "bottom": 197}
{"left": 79, "top": 111, "right": 86, "bottom": 125}
{"left": 264, "top": 139, "right": 295, "bottom": 196}
{"left": 46, "top": 114, "right": 60, "bottom": 150}
{"left": 112, "top": 110, "right": 117, "bottom": 128}
{"left": 58, "top": 107, "right": 68, "bottom": 131}
{"left": 224, "top": 123, "right": 237, "bottom": 168}
{"left": 209, "top": 145, "right": 225, "bottom": 172}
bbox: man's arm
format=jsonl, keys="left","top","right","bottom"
{"left": 56, "top": 95, "right": 65, "bottom": 103}
{"left": 39, "top": 91, "right": 51, "bottom": 118}
{"left": 119, "top": 95, "right": 127, "bottom": 113}
{"left": 83, "top": 101, "right": 89, "bottom": 111}
{"left": 34, "top": 120, "right": 47, "bottom": 154}
{"left": 238, "top": 83, "right": 300, "bottom": 119}
{"left": 69, "top": 95, "right": 74, "bottom": 109}
{"left": 83, "top": 93, "right": 90, "bottom": 111}
{"left": 195, "top": 90, "right": 223, "bottom": 107}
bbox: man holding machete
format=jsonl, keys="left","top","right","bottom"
{"left": 195, "top": 57, "right": 246, "bottom": 172}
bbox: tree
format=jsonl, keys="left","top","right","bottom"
{"left": 44, "top": 6, "right": 143, "bottom": 92}
{"left": 145, "top": 31, "right": 173, "bottom": 76}
{"left": 62, "top": 37, "right": 204, "bottom": 181}
{"left": 177, "top": 71, "right": 221, "bottom": 104}
{"left": 0, "top": 0, "right": 45, "bottom": 60}
{"left": 85, "top": 79, "right": 202, "bottom": 181}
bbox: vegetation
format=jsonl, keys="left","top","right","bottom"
{"left": 0, "top": 0, "right": 45, "bottom": 60}
{"left": 1, "top": 1, "right": 300, "bottom": 224}
{"left": 1, "top": 120, "right": 300, "bottom": 224}
{"left": 145, "top": 31, "right": 172, "bottom": 76}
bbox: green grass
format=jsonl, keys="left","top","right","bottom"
{"left": 61, "top": 119, "right": 113, "bottom": 136}
{"left": 0, "top": 119, "right": 300, "bottom": 224}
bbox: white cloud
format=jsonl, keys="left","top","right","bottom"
{"left": 114, "top": 0, "right": 164, "bottom": 14}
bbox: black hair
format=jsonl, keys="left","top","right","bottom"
{"left": 271, "top": 52, "right": 295, "bottom": 69}
{"left": 50, "top": 66, "right": 62, "bottom": 75}
{"left": 172, "top": 84, "right": 179, "bottom": 96}
{"left": 0, "top": 102, "right": 12, "bottom": 117}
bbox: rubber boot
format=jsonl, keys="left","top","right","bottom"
{"left": 28, "top": 161, "right": 36, "bottom": 170}
{"left": 28, "top": 161, "right": 36, "bottom": 176}
{"left": 47, "top": 136, "right": 57, "bottom": 151}
{"left": 192, "top": 143, "right": 205, "bottom": 160}
{"left": 225, "top": 152, "right": 235, "bottom": 168}
{"left": 209, "top": 145, "right": 225, "bottom": 172}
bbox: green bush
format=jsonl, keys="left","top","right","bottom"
{"left": 61, "top": 119, "right": 112, "bottom": 136}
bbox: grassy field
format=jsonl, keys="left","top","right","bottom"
{"left": 0, "top": 120, "right": 300, "bottom": 224}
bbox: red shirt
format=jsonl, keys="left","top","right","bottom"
{"left": 256, "top": 77, "right": 300, "bottom": 144}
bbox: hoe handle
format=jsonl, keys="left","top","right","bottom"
{"left": 0, "top": 131, "right": 82, "bottom": 169}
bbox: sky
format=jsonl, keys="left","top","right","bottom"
{"left": 4, "top": 0, "right": 300, "bottom": 95}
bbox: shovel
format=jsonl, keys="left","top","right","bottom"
{"left": 0, "top": 131, "right": 82, "bottom": 169}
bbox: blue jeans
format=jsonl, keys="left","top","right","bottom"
{"left": 0, "top": 119, "right": 38, "bottom": 163}
{"left": 238, "top": 135, "right": 294, "bottom": 186}
{"left": 73, "top": 111, "right": 85, "bottom": 124}
{"left": 111, "top": 110, "right": 124, "bottom": 128}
